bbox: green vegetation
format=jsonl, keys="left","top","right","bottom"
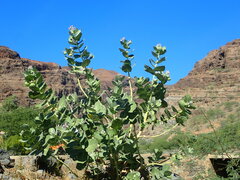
{"left": 0, "top": 96, "right": 39, "bottom": 154}
{"left": 139, "top": 101, "right": 240, "bottom": 179}
{"left": 1, "top": 26, "right": 238, "bottom": 179}
{"left": 140, "top": 103, "right": 240, "bottom": 156}
{"left": 186, "top": 107, "right": 225, "bottom": 130}
{"left": 1, "top": 95, "right": 19, "bottom": 111}
{"left": 21, "top": 26, "right": 195, "bottom": 179}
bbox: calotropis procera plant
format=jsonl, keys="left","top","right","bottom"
{"left": 21, "top": 26, "right": 195, "bottom": 179}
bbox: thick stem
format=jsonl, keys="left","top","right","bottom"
{"left": 113, "top": 152, "right": 120, "bottom": 180}
{"left": 133, "top": 125, "right": 145, "bottom": 169}
{"left": 51, "top": 155, "right": 79, "bottom": 178}
{"left": 101, "top": 118, "right": 120, "bottom": 180}
{"left": 137, "top": 69, "right": 156, "bottom": 137}
{"left": 128, "top": 72, "right": 134, "bottom": 137}
{"left": 77, "top": 78, "right": 88, "bottom": 98}
{"left": 137, "top": 111, "right": 149, "bottom": 138}
{"left": 127, "top": 72, "right": 133, "bottom": 100}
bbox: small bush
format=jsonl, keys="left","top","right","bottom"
{"left": 222, "top": 101, "right": 239, "bottom": 112}
{"left": 0, "top": 106, "right": 39, "bottom": 154}
{"left": 0, "top": 135, "right": 28, "bottom": 155}
{"left": 1, "top": 96, "right": 19, "bottom": 112}
{"left": 0, "top": 107, "right": 39, "bottom": 137}
{"left": 140, "top": 120, "right": 240, "bottom": 156}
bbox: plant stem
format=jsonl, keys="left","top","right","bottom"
{"left": 133, "top": 125, "right": 145, "bottom": 169}
{"left": 113, "top": 152, "right": 120, "bottom": 180}
{"left": 139, "top": 123, "right": 178, "bottom": 138}
{"left": 128, "top": 72, "right": 133, "bottom": 100}
{"left": 137, "top": 111, "right": 149, "bottom": 138}
{"left": 51, "top": 155, "right": 79, "bottom": 178}
{"left": 138, "top": 109, "right": 182, "bottom": 138}
{"left": 128, "top": 72, "right": 134, "bottom": 137}
{"left": 77, "top": 78, "right": 88, "bottom": 98}
{"left": 201, "top": 109, "right": 232, "bottom": 159}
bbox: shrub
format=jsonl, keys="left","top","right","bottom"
{"left": 1, "top": 96, "right": 19, "bottom": 111}
{"left": 0, "top": 107, "right": 39, "bottom": 137}
{"left": 21, "top": 26, "right": 195, "bottom": 179}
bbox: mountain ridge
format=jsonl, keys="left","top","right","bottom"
{"left": 0, "top": 39, "right": 239, "bottom": 106}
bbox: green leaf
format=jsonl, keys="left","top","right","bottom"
{"left": 119, "top": 48, "right": 125, "bottom": 53}
{"left": 150, "top": 167, "right": 163, "bottom": 179}
{"left": 111, "top": 119, "right": 123, "bottom": 130}
{"left": 122, "top": 51, "right": 129, "bottom": 58}
{"left": 43, "top": 135, "right": 54, "bottom": 146}
{"left": 43, "top": 144, "right": 50, "bottom": 156}
{"left": 68, "top": 36, "right": 77, "bottom": 45}
{"left": 149, "top": 59, "right": 156, "bottom": 66}
{"left": 94, "top": 100, "right": 107, "bottom": 115}
{"left": 128, "top": 54, "right": 134, "bottom": 58}
{"left": 81, "top": 59, "right": 90, "bottom": 67}
{"left": 124, "top": 171, "right": 141, "bottom": 180}
{"left": 144, "top": 65, "right": 155, "bottom": 74}
{"left": 156, "top": 57, "right": 166, "bottom": 64}
{"left": 74, "top": 29, "right": 82, "bottom": 41}
{"left": 48, "top": 128, "right": 55, "bottom": 135}
{"left": 164, "top": 170, "right": 172, "bottom": 177}
{"left": 164, "top": 109, "right": 172, "bottom": 119}
{"left": 121, "top": 60, "right": 132, "bottom": 73}
{"left": 152, "top": 51, "right": 159, "bottom": 58}
{"left": 154, "top": 66, "right": 165, "bottom": 72}
{"left": 129, "top": 102, "right": 137, "bottom": 113}
{"left": 107, "top": 128, "right": 116, "bottom": 138}
{"left": 171, "top": 106, "right": 178, "bottom": 113}
{"left": 58, "top": 96, "right": 66, "bottom": 109}
{"left": 86, "top": 138, "right": 98, "bottom": 153}
{"left": 66, "top": 57, "right": 75, "bottom": 65}
{"left": 178, "top": 100, "right": 187, "bottom": 110}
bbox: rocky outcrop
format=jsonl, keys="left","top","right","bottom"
{"left": 167, "top": 39, "right": 240, "bottom": 106}
{"left": 0, "top": 46, "right": 20, "bottom": 59}
{"left": 1, "top": 39, "right": 240, "bottom": 106}
{"left": 173, "top": 39, "right": 240, "bottom": 89}
{"left": 0, "top": 149, "right": 15, "bottom": 174}
{"left": 0, "top": 47, "right": 118, "bottom": 106}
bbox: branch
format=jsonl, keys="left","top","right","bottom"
{"left": 51, "top": 155, "right": 79, "bottom": 178}
{"left": 127, "top": 72, "right": 133, "bottom": 100}
{"left": 77, "top": 78, "right": 88, "bottom": 98}
{"left": 139, "top": 123, "right": 178, "bottom": 138}
{"left": 146, "top": 159, "right": 171, "bottom": 167}
{"left": 201, "top": 109, "right": 232, "bottom": 159}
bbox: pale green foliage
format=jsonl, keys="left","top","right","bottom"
{"left": 22, "top": 26, "right": 195, "bottom": 179}
{"left": 1, "top": 96, "right": 19, "bottom": 111}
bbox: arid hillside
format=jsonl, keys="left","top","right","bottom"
{"left": 0, "top": 39, "right": 240, "bottom": 108}
{"left": 167, "top": 39, "right": 240, "bottom": 107}
{"left": 0, "top": 46, "right": 118, "bottom": 106}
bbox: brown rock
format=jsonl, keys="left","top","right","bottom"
{"left": 0, "top": 47, "right": 118, "bottom": 106}
{"left": 167, "top": 39, "right": 240, "bottom": 107}
{"left": 173, "top": 39, "right": 240, "bottom": 89}
{"left": 0, "top": 46, "right": 20, "bottom": 59}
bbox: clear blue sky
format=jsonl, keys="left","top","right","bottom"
{"left": 1, "top": 0, "right": 240, "bottom": 84}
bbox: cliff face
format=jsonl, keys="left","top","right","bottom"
{"left": 173, "top": 39, "right": 240, "bottom": 89}
{"left": 168, "top": 39, "right": 240, "bottom": 105}
{"left": 1, "top": 39, "right": 240, "bottom": 106}
{"left": 0, "top": 46, "right": 117, "bottom": 105}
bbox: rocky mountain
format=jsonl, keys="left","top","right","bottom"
{"left": 0, "top": 39, "right": 240, "bottom": 106}
{"left": 0, "top": 46, "right": 118, "bottom": 106}
{"left": 167, "top": 39, "right": 240, "bottom": 105}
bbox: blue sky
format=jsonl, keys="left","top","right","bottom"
{"left": 1, "top": 0, "right": 240, "bottom": 84}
